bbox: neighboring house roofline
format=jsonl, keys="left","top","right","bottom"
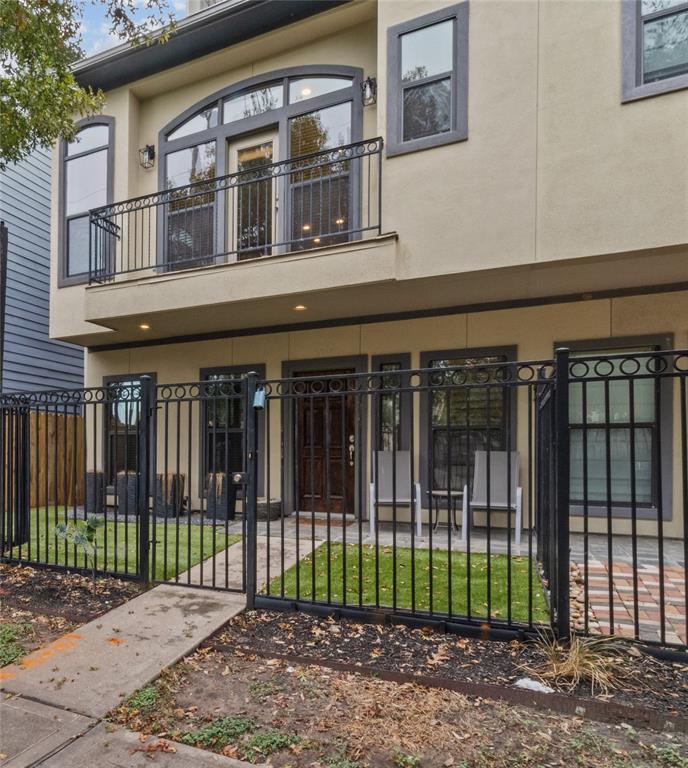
{"left": 74, "top": 0, "right": 350, "bottom": 92}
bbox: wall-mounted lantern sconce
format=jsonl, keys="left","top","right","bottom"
{"left": 139, "top": 144, "right": 156, "bottom": 169}
{"left": 361, "top": 76, "right": 377, "bottom": 106}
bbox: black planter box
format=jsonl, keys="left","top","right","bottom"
{"left": 206, "top": 473, "right": 237, "bottom": 520}
{"left": 115, "top": 471, "right": 139, "bottom": 517}
{"left": 155, "top": 473, "right": 185, "bottom": 518}
{"left": 85, "top": 471, "right": 105, "bottom": 516}
{"left": 257, "top": 499, "right": 283, "bottom": 521}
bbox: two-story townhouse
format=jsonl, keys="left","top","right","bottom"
{"left": 49, "top": 0, "right": 688, "bottom": 542}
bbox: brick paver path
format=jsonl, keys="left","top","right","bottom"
{"left": 581, "top": 558, "right": 686, "bottom": 646}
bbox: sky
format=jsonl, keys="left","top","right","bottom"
{"left": 79, "top": 0, "right": 188, "bottom": 58}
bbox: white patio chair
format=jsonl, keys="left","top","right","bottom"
{"left": 462, "top": 450, "right": 523, "bottom": 552}
{"left": 369, "top": 450, "right": 422, "bottom": 538}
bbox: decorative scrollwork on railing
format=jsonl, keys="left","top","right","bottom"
{"left": 568, "top": 349, "right": 688, "bottom": 381}
{"left": 0, "top": 383, "right": 142, "bottom": 407}
{"left": 157, "top": 380, "right": 246, "bottom": 402}
{"left": 260, "top": 359, "right": 556, "bottom": 398}
{"left": 90, "top": 137, "right": 384, "bottom": 219}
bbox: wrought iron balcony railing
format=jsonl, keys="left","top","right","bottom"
{"left": 88, "top": 137, "right": 383, "bottom": 284}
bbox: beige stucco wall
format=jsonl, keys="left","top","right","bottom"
{"left": 50, "top": 0, "right": 688, "bottom": 345}
{"left": 85, "top": 289, "right": 688, "bottom": 538}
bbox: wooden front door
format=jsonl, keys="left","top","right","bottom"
{"left": 296, "top": 369, "right": 356, "bottom": 515}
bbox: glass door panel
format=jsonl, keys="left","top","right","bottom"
{"left": 228, "top": 132, "right": 277, "bottom": 261}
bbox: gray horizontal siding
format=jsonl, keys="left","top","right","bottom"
{"left": 0, "top": 148, "right": 84, "bottom": 392}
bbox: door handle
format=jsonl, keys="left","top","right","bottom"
{"left": 348, "top": 435, "right": 355, "bottom": 466}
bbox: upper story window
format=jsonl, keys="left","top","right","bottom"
{"left": 386, "top": 2, "right": 469, "bottom": 157}
{"left": 157, "top": 67, "right": 363, "bottom": 267}
{"left": 622, "top": 0, "right": 688, "bottom": 101}
{"left": 59, "top": 118, "right": 113, "bottom": 286}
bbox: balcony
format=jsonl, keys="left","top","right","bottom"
{"left": 88, "top": 137, "right": 383, "bottom": 285}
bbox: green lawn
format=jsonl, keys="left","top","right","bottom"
{"left": 269, "top": 542, "right": 549, "bottom": 624}
{"left": 14, "top": 508, "right": 241, "bottom": 582}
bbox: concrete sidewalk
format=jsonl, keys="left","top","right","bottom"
{"left": 0, "top": 702, "right": 263, "bottom": 767}
{"left": 0, "top": 584, "right": 245, "bottom": 719}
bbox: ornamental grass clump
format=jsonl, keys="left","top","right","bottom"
{"left": 521, "top": 632, "right": 624, "bottom": 695}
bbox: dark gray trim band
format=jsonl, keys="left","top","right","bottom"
{"left": 386, "top": 1, "right": 469, "bottom": 157}
{"left": 87, "top": 279, "right": 688, "bottom": 353}
{"left": 74, "top": 1, "right": 350, "bottom": 93}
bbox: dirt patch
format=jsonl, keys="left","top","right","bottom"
{"left": 216, "top": 610, "right": 688, "bottom": 719}
{"left": 0, "top": 562, "right": 143, "bottom": 664}
{"left": 110, "top": 643, "right": 688, "bottom": 767}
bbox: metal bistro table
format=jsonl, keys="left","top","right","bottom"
{"left": 429, "top": 489, "right": 463, "bottom": 532}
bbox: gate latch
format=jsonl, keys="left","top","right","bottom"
{"left": 232, "top": 472, "right": 248, "bottom": 485}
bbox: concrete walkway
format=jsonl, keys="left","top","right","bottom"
{"left": 0, "top": 533, "right": 297, "bottom": 766}
{"left": 0, "top": 584, "right": 244, "bottom": 719}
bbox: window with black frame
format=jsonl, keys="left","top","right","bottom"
{"left": 289, "top": 101, "right": 352, "bottom": 250}
{"left": 62, "top": 122, "right": 112, "bottom": 283}
{"left": 569, "top": 347, "right": 657, "bottom": 508}
{"left": 387, "top": 2, "right": 468, "bottom": 156}
{"left": 165, "top": 140, "right": 217, "bottom": 269}
{"left": 105, "top": 377, "right": 142, "bottom": 485}
{"left": 429, "top": 355, "right": 508, "bottom": 492}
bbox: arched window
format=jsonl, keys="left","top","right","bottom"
{"left": 59, "top": 117, "right": 114, "bottom": 285}
{"left": 157, "top": 67, "right": 363, "bottom": 267}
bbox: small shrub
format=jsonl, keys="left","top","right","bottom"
{"left": 0, "top": 623, "right": 27, "bottom": 666}
{"left": 247, "top": 680, "right": 275, "bottom": 699}
{"left": 127, "top": 685, "right": 159, "bottom": 712}
{"left": 243, "top": 728, "right": 300, "bottom": 761}
{"left": 180, "top": 716, "right": 256, "bottom": 750}
{"left": 392, "top": 749, "right": 422, "bottom": 768}
{"left": 655, "top": 744, "right": 688, "bottom": 768}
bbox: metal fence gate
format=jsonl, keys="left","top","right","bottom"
{"left": 0, "top": 378, "right": 248, "bottom": 591}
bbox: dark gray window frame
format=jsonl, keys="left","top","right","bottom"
{"left": 371, "top": 352, "right": 412, "bottom": 452}
{"left": 58, "top": 115, "right": 115, "bottom": 287}
{"left": 280, "top": 354, "right": 368, "bottom": 519}
{"left": 386, "top": 2, "right": 469, "bottom": 157}
{"left": 556, "top": 334, "right": 674, "bottom": 521}
{"left": 622, "top": 0, "right": 688, "bottom": 102}
{"left": 102, "top": 371, "right": 156, "bottom": 491}
{"left": 158, "top": 65, "right": 364, "bottom": 268}
{"left": 418, "top": 345, "right": 517, "bottom": 503}
{"left": 199, "top": 364, "right": 266, "bottom": 499}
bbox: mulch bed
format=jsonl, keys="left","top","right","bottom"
{"left": 213, "top": 609, "right": 688, "bottom": 719}
{"left": 110, "top": 642, "right": 688, "bottom": 767}
{"left": 0, "top": 562, "right": 143, "bottom": 664}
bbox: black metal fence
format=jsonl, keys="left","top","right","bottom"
{"left": 251, "top": 358, "right": 562, "bottom": 640}
{"left": 89, "top": 137, "right": 383, "bottom": 284}
{"left": 1, "top": 349, "right": 686, "bottom": 651}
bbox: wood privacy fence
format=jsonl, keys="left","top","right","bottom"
{"left": 25, "top": 411, "right": 85, "bottom": 508}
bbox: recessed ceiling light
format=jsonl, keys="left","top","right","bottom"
{"left": 139, "top": 323, "right": 151, "bottom": 330}
{"left": 335, "top": 217, "right": 345, "bottom": 225}
{"left": 301, "top": 87, "right": 312, "bottom": 96}
{"left": 313, "top": 237, "right": 321, "bottom": 243}
{"left": 294, "top": 304, "right": 307, "bottom": 311}
{"left": 302, "top": 224, "right": 311, "bottom": 232}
